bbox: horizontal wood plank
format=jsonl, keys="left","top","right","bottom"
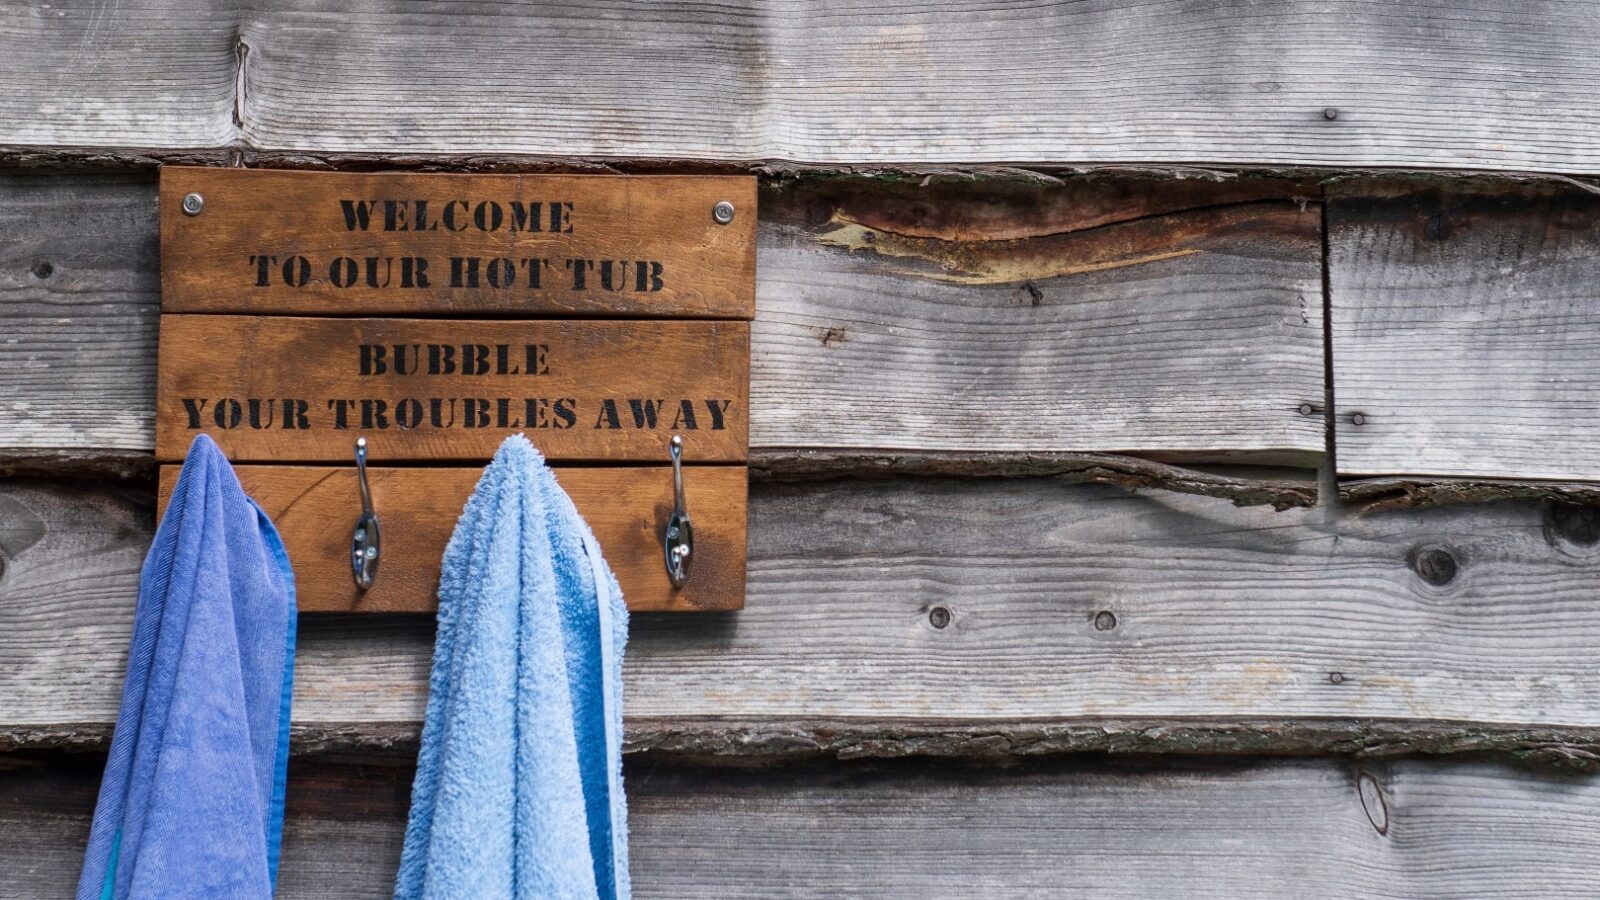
{"left": 4, "top": 2, "right": 1600, "bottom": 173}
{"left": 6, "top": 476, "right": 1600, "bottom": 759}
{"left": 156, "top": 315, "right": 751, "bottom": 463}
{"left": 1329, "top": 180, "right": 1600, "bottom": 480}
{"left": 157, "top": 464, "right": 749, "bottom": 612}
{"left": 160, "top": 169, "right": 757, "bottom": 317}
{"left": 1, "top": 173, "right": 1326, "bottom": 465}
{"left": 5, "top": 755, "right": 1600, "bottom": 898}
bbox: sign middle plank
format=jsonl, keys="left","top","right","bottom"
{"left": 156, "top": 316, "right": 750, "bottom": 463}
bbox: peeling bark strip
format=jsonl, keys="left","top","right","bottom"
{"left": 8, "top": 755, "right": 1600, "bottom": 898}
{"left": 0, "top": 173, "right": 1325, "bottom": 464}
{"left": 160, "top": 169, "right": 756, "bottom": 317}
{"left": 1329, "top": 180, "right": 1600, "bottom": 481}
{"left": 8, "top": 478, "right": 1600, "bottom": 757}
{"left": 4, "top": 1, "right": 1600, "bottom": 173}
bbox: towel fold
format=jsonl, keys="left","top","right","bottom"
{"left": 395, "top": 434, "right": 630, "bottom": 900}
{"left": 78, "top": 434, "right": 298, "bottom": 900}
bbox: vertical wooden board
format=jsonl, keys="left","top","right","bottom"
{"left": 157, "top": 465, "right": 745, "bottom": 612}
{"left": 1329, "top": 182, "right": 1600, "bottom": 480}
{"left": 160, "top": 168, "right": 756, "bottom": 318}
{"left": 155, "top": 316, "right": 749, "bottom": 463}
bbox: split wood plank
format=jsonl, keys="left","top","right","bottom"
{"left": 1329, "top": 180, "right": 1600, "bottom": 480}
{"left": 155, "top": 465, "right": 748, "bottom": 612}
{"left": 155, "top": 316, "right": 750, "bottom": 463}
{"left": 160, "top": 169, "right": 756, "bottom": 318}
{"left": 3, "top": 174, "right": 1324, "bottom": 465}
{"left": 7, "top": 477, "right": 1600, "bottom": 756}
{"left": 5, "top": 2, "right": 1600, "bottom": 174}
{"left": 6, "top": 755, "right": 1600, "bottom": 898}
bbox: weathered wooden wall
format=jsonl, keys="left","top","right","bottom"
{"left": 4, "top": 3, "right": 1600, "bottom": 893}
{"left": 3, "top": 1, "right": 1600, "bottom": 174}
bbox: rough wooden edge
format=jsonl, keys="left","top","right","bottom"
{"left": 751, "top": 449, "right": 1317, "bottom": 510}
{"left": 6, "top": 146, "right": 1600, "bottom": 189}
{"left": 1341, "top": 477, "right": 1600, "bottom": 512}
{"left": 0, "top": 449, "right": 156, "bottom": 480}
{"left": 8, "top": 718, "right": 1598, "bottom": 770}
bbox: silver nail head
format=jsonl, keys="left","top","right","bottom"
{"left": 365, "top": 546, "right": 377, "bottom": 560}
{"left": 182, "top": 193, "right": 205, "bottom": 216}
{"left": 712, "top": 201, "right": 735, "bottom": 224}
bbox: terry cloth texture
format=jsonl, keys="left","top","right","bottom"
{"left": 395, "top": 434, "right": 631, "bottom": 900}
{"left": 78, "top": 434, "right": 298, "bottom": 900}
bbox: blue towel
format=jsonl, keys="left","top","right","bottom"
{"left": 78, "top": 434, "right": 298, "bottom": 900}
{"left": 395, "top": 434, "right": 630, "bottom": 900}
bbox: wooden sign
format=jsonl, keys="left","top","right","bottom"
{"left": 160, "top": 168, "right": 756, "bottom": 318}
{"left": 155, "top": 316, "right": 749, "bottom": 463}
{"left": 157, "top": 168, "right": 754, "bottom": 611}
{"left": 157, "top": 465, "right": 747, "bottom": 613}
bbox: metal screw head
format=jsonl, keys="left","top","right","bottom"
{"left": 1351, "top": 412, "right": 1367, "bottom": 426}
{"left": 1298, "top": 402, "right": 1315, "bottom": 416}
{"left": 182, "top": 193, "right": 205, "bottom": 215}
{"left": 1323, "top": 107, "right": 1339, "bottom": 120}
{"left": 712, "top": 200, "right": 735, "bottom": 224}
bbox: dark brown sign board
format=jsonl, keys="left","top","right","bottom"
{"left": 161, "top": 168, "right": 756, "bottom": 318}
{"left": 157, "top": 169, "right": 754, "bottom": 611}
{"left": 157, "top": 465, "right": 747, "bottom": 613}
{"left": 156, "top": 316, "right": 749, "bottom": 464}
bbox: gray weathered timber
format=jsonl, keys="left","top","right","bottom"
{"left": 1329, "top": 180, "right": 1600, "bottom": 480}
{"left": 0, "top": 175, "right": 158, "bottom": 459}
{"left": 5, "top": 2, "right": 1600, "bottom": 174}
{"left": 7, "top": 477, "right": 1600, "bottom": 760}
{"left": 7, "top": 755, "right": 1600, "bottom": 898}
{"left": 0, "top": 174, "right": 1325, "bottom": 465}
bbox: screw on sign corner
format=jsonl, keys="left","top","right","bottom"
{"left": 712, "top": 200, "right": 735, "bottom": 224}
{"left": 182, "top": 193, "right": 205, "bottom": 216}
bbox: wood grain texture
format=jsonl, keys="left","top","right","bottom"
{"left": 7, "top": 477, "right": 1600, "bottom": 757}
{"left": 0, "top": 175, "right": 158, "bottom": 458}
{"left": 0, "top": 174, "right": 1326, "bottom": 464}
{"left": 157, "top": 464, "right": 748, "bottom": 612}
{"left": 161, "top": 168, "right": 757, "bottom": 317}
{"left": 1329, "top": 180, "right": 1600, "bottom": 479}
{"left": 5, "top": 2, "right": 1600, "bottom": 174}
{"left": 7, "top": 755, "right": 1600, "bottom": 898}
{"left": 156, "top": 315, "right": 750, "bottom": 462}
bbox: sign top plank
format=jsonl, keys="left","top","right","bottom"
{"left": 160, "top": 168, "right": 757, "bottom": 319}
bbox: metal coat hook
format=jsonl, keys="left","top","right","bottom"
{"left": 663, "top": 434, "right": 693, "bottom": 588}
{"left": 351, "top": 437, "right": 381, "bottom": 591}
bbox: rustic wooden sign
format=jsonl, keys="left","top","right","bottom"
{"left": 156, "top": 316, "right": 749, "bottom": 463}
{"left": 160, "top": 168, "right": 756, "bottom": 318}
{"left": 157, "top": 465, "right": 748, "bottom": 613}
{"left": 157, "top": 168, "right": 753, "bottom": 611}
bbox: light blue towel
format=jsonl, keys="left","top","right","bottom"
{"left": 395, "top": 434, "right": 630, "bottom": 900}
{"left": 78, "top": 434, "right": 297, "bottom": 900}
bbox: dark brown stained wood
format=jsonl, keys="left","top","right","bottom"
{"left": 8, "top": 477, "right": 1600, "bottom": 759}
{"left": 160, "top": 168, "right": 756, "bottom": 318}
{"left": 5, "top": 2, "right": 1600, "bottom": 174}
{"left": 7, "top": 755, "right": 1600, "bottom": 898}
{"left": 155, "top": 465, "right": 748, "bottom": 612}
{"left": 1, "top": 174, "right": 1324, "bottom": 467}
{"left": 1329, "top": 180, "right": 1600, "bottom": 480}
{"left": 155, "top": 316, "right": 750, "bottom": 463}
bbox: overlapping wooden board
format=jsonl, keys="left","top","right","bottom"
{"left": 6, "top": 755, "right": 1600, "bottom": 899}
{"left": 3, "top": 174, "right": 1325, "bottom": 465}
{"left": 160, "top": 169, "right": 756, "bottom": 317}
{"left": 4, "top": 2, "right": 1600, "bottom": 174}
{"left": 8, "top": 478, "right": 1600, "bottom": 754}
{"left": 1329, "top": 180, "right": 1600, "bottom": 480}
{"left": 155, "top": 465, "right": 747, "bottom": 613}
{"left": 155, "top": 315, "right": 750, "bottom": 463}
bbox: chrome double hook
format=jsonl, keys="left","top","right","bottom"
{"left": 663, "top": 434, "right": 693, "bottom": 588}
{"left": 351, "top": 437, "right": 381, "bottom": 591}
